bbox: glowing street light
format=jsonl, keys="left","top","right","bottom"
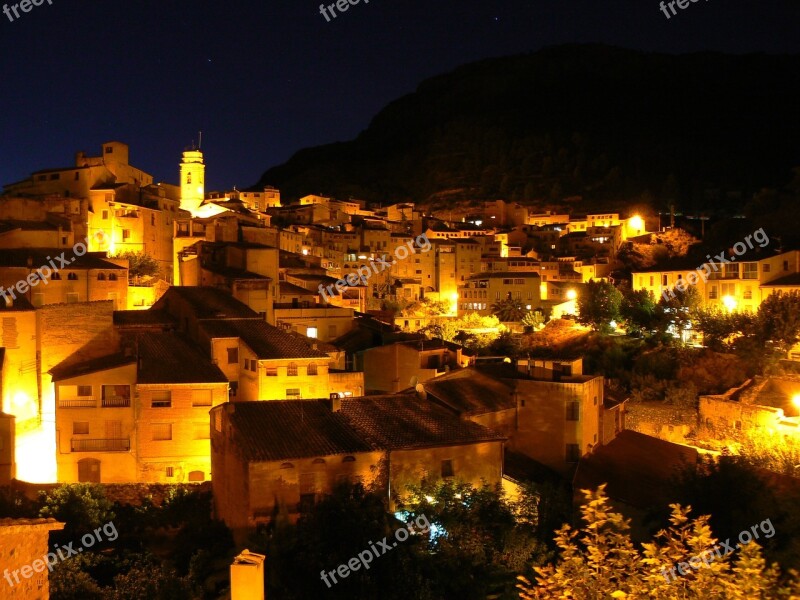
{"left": 792, "top": 394, "right": 800, "bottom": 410}
{"left": 629, "top": 215, "right": 644, "bottom": 232}
{"left": 722, "top": 295, "right": 737, "bottom": 312}
{"left": 566, "top": 289, "right": 577, "bottom": 300}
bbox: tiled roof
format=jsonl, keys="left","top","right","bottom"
{"left": 761, "top": 273, "right": 800, "bottom": 287}
{"left": 0, "top": 249, "right": 126, "bottom": 270}
{"left": 573, "top": 430, "right": 699, "bottom": 508}
{"left": 137, "top": 333, "right": 228, "bottom": 384}
{"left": 158, "top": 287, "right": 259, "bottom": 319}
{"left": 202, "top": 264, "right": 270, "bottom": 280}
{"left": 221, "top": 401, "right": 374, "bottom": 461}
{"left": 424, "top": 370, "right": 517, "bottom": 416}
{"left": 50, "top": 353, "right": 135, "bottom": 381}
{"left": 279, "top": 281, "right": 317, "bottom": 296}
{"left": 200, "top": 319, "right": 329, "bottom": 360}
{"left": 113, "top": 309, "right": 177, "bottom": 328}
{"left": 341, "top": 394, "right": 505, "bottom": 450}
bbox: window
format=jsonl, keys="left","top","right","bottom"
{"left": 68, "top": 273, "right": 78, "bottom": 281}
{"left": 73, "top": 422, "right": 89, "bottom": 435}
{"left": 102, "top": 210, "right": 108, "bottom": 220}
{"left": 744, "top": 288, "right": 753, "bottom": 300}
{"left": 187, "top": 173, "right": 192, "bottom": 185}
{"left": 102, "top": 385, "right": 130, "bottom": 407}
{"left": 286, "top": 388, "right": 301, "bottom": 399}
{"left": 122, "top": 230, "right": 130, "bottom": 241}
{"left": 709, "top": 286, "right": 718, "bottom": 300}
{"left": 266, "top": 367, "right": 278, "bottom": 377}
{"left": 97, "top": 273, "right": 106, "bottom": 281}
{"left": 188, "top": 471, "right": 205, "bottom": 482}
{"left": 249, "top": 360, "right": 257, "bottom": 372}
{"left": 566, "top": 401, "right": 580, "bottom": 421}
{"left": 441, "top": 459, "right": 454, "bottom": 478}
{"left": 784, "top": 261, "right": 790, "bottom": 272}
{"left": 77, "top": 386, "right": 92, "bottom": 397}
{"left": 287, "top": 363, "right": 298, "bottom": 376}
{"left": 166, "top": 466, "right": 174, "bottom": 478}
{"left": 342, "top": 456, "right": 356, "bottom": 463}
{"left": 108, "top": 273, "right": 117, "bottom": 281}
{"left": 227, "top": 348, "right": 239, "bottom": 364}
{"left": 105, "top": 146, "right": 113, "bottom": 154}
{"left": 742, "top": 263, "right": 758, "bottom": 279}
{"left": 307, "top": 363, "right": 318, "bottom": 376}
{"left": 566, "top": 444, "right": 581, "bottom": 463}
{"left": 151, "top": 391, "right": 172, "bottom": 408}
{"left": 192, "top": 390, "right": 212, "bottom": 407}
{"left": 763, "top": 263, "right": 771, "bottom": 273}
{"left": 280, "top": 462, "right": 295, "bottom": 469}
{"left": 51, "top": 272, "right": 61, "bottom": 280}
{"left": 306, "top": 327, "right": 318, "bottom": 339}
{"left": 152, "top": 423, "right": 172, "bottom": 441}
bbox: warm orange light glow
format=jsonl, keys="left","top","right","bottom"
{"left": 722, "top": 295, "right": 737, "bottom": 312}
{"left": 16, "top": 426, "right": 57, "bottom": 483}
{"left": 792, "top": 394, "right": 800, "bottom": 410}
{"left": 566, "top": 289, "right": 577, "bottom": 300}
{"left": 629, "top": 215, "right": 644, "bottom": 231}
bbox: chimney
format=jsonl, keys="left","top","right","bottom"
{"left": 230, "top": 550, "right": 266, "bottom": 600}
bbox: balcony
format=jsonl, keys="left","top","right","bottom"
{"left": 58, "top": 398, "right": 97, "bottom": 409}
{"left": 101, "top": 396, "right": 131, "bottom": 408}
{"left": 71, "top": 438, "right": 130, "bottom": 452}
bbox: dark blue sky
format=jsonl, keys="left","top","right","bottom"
{"left": 1, "top": 0, "right": 798, "bottom": 191}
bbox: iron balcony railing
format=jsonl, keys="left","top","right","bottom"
{"left": 71, "top": 438, "right": 130, "bottom": 452}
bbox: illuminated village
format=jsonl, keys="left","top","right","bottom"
{"left": 0, "top": 135, "right": 799, "bottom": 598}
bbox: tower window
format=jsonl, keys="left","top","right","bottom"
{"left": 187, "top": 173, "right": 192, "bottom": 185}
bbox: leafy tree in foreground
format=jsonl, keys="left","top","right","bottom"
{"left": 518, "top": 485, "right": 800, "bottom": 599}
{"left": 576, "top": 281, "right": 622, "bottom": 332}
{"left": 112, "top": 250, "right": 160, "bottom": 281}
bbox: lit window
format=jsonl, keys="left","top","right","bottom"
{"left": 306, "top": 327, "right": 318, "bottom": 339}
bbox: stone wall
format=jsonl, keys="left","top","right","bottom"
{"left": 625, "top": 402, "right": 698, "bottom": 444}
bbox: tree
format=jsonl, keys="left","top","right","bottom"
{"left": 492, "top": 297, "right": 528, "bottom": 322}
{"left": 755, "top": 291, "right": 800, "bottom": 353}
{"left": 518, "top": 485, "right": 800, "bottom": 599}
{"left": 620, "top": 288, "right": 659, "bottom": 336}
{"left": 576, "top": 281, "right": 622, "bottom": 331}
{"left": 522, "top": 307, "right": 552, "bottom": 331}
{"left": 112, "top": 250, "right": 160, "bottom": 281}
{"left": 39, "top": 484, "right": 115, "bottom": 541}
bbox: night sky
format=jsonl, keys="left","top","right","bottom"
{"left": 1, "top": 0, "right": 798, "bottom": 192}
